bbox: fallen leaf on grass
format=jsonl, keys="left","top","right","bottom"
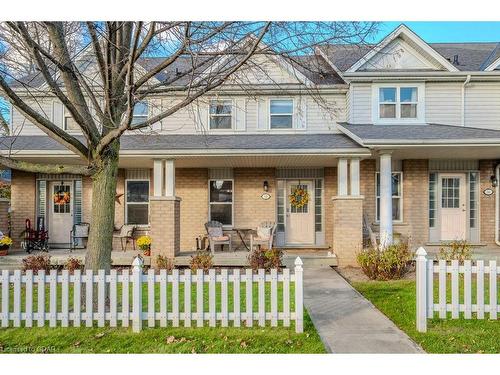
{"left": 166, "top": 336, "right": 176, "bottom": 344}
{"left": 94, "top": 332, "right": 105, "bottom": 339}
{"left": 73, "top": 341, "right": 81, "bottom": 347}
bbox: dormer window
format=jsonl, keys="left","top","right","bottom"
{"left": 209, "top": 100, "right": 232, "bottom": 130}
{"left": 132, "top": 101, "right": 148, "bottom": 125}
{"left": 374, "top": 83, "right": 424, "bottom": 123}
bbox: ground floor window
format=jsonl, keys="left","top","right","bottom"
{"left": 209, "top": 179, "right": 233, "bottom": 226}
{"left": 376, "top": 172, "right": 403, "bottom": 222}
{"left": 126, "top": 180, "right": 149, "bottom": 225}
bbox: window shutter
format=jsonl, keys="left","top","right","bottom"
{"left": 295, "top": 97, "right": 307, "bottom": 130}
{"left": 52, "top": 101, "right": 64, "bottom": 128}
{"left": 73, "top": 179, "right": 82, "bottom": 225}
{"left": 257, "top": 98, "right": 268, "bottom": 130}
{"left": 234, "top": 98, "right": 246, "bottom": 131}
{"left": 36, "top": 180, "right": 46, "bottom": 224}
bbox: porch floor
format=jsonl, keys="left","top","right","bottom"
{"left": 0, "top": 247, "right": 338, "bottom": 269}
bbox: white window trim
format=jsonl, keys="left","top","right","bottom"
{"left": 208, "top": 178, "right": 234, "bottom": 228}
{"left": 269, "top": 98, "right": 295, "bottom": 130}
{"left": 375, "top": 171, "right": 403, "bottom": 224}
{"left": 371, "top": 83, "right": 425, "bottom": 124}
{"left": 63, "top": 107, "right": 80, "bottom": 133}
{"left": 125, "top": 178, "right": 150, "bottom": 226}
{"left": 208, "top": 99, "right": 234, "bottom": 131}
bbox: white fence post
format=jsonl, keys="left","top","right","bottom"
{"left": 294, "top": 257, "right": 303, "bottom": 333}
{"left": 416, "top": 247, "right": 428, "bottom": 333}
{"left": 132, "top": 256, "right": 144, "bottom": 333}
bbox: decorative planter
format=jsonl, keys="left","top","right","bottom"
{"left": 0, "top": 245, "right": 9, "bottom": 256}
{"left": 143, "top": 249, "right": 151, "bottom": 257}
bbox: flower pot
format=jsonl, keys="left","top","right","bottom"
{"left": 143, "top": 249, "right": 151, "bottom": 257}
{"left": 0, "top": 245, "right": 9, "bottom": 256}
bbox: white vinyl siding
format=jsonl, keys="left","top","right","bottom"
{"left": 465, "top": 82, "right": 500, "bottom": 129}
{"left": 349, "top": 83, "right": 372, "bottom": 124}
{"left": 425, "top": 83, "right": 462, "bottom": 126}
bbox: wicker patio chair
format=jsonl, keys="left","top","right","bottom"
{"left": 204, "top": 221, "right": 232, "bottom": 255}
{"left": 250, "top": 221, "right": 277, "bottom": 251}
{"left": 113, "top": 224, "right": 137, "bottom": 251}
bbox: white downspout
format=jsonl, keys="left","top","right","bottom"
{"left": 462, "top": 74, "right": 471, "bottom": 126}
{"left": 495, "top": 164, "right": 500, "bottom": 246}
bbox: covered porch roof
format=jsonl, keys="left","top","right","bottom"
{"left": 0, "top": 133, "right": 370, "bottom": 168}
{"left": 337, "top": 123, "right": 500, "bottom": 160}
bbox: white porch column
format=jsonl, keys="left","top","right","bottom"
{"left": 379, "top": 151, "right": 393, "bottom": 248}
{"left": 164, "top": 159, "right": 176, "bottom": 197}
{"left": 338, "top": 158, "right": 348, "bottom": 196}
{"left": 349, "top": 158, "right": 360, "bottom": 196}
{"left": 153, "top": 159, "right": 164, "bottom": 197}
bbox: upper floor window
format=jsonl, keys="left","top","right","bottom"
{"left": 270, "top": 99, "right": 293, "bottom": 129}
{"left": 132, "top": 101, "right": 148, "bottom": 125}
{"left": 64, "top": 108, "right": 79, "bottom": 131}
{"left": 374, "top": 84, "right": 423, "bottom": 123}
{"left": 209, "top": 100, "right": 232, "bottom": 130}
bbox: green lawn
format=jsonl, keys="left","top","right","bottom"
{"left": 352, "top": 279, "right": 500, "bottom": 353}
{"left": 0, "top": 281, "right": 326, "bottom": 354}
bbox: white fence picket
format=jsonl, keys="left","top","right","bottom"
{"left": 25, "top": 270, "right": 33, "bottom": 328}
{"left": 489, "top": 260, "right": 497, "bottom": 320}
{"left": 148, "top": 269, "right": 155, "bottom": 328}
{"left": 121, "top": 270, "right": 130, "bottom": 327}
{"left": 2, "top": 270, "right": 9, "bottom": 327}
{"left": 477, "top": 260, "right": 485, "bottom": 319}
{"left": 451, "top": 260, "right": 459, "bottom": 319}
{"left": 85, "top": 270, "right": 93, "bottom": 327}
{"left": 464, "top": 260, "right": 472, "bottom": 319}
{"left": 0, "top": 257, "right": 304, "bottom": 332}
{"left": 37, "top": 270, "right": 45, "bottom": 327}
{"left": 13, "top": 270, "right": 21, "bottom": 327}
{"left": 49, "top": 269, "right": 57, "bottom": 327}
{"left": 246, "top": 269, "right": 253, "bottom": 327}
{"left": 61, "top": 270, "right": 69, "bottom": 327}
{"left": 438, "top": 260, "right": 447, "bottom": 319}
{"left": 98, "top": 269, "right": 105, "bottom": 327}
{"left": 196, "top": 269, "right": 203, "bottom": 327}
{"left": 221, "top": 269, "right": 228, "bottom": 327}
{"left": 283, "top": 268, "right": 290, "bottom": 327}
{"left": 209, "top": 269, "right": 216, "bottom": 327}
{"left": 233, "top": 269, "right": 241, "bottom": 328}
{"left": 73, "top": 270, "right": 81, "bottom": 327}
{"left": 172, "top": 269, "right": 179, "bottom": 327}
{"left": 159, "top": 269, "right": 167, "bottom": 327}
{"left": 271, "top": 269, "right": 278, "bottom": 327}
{"left": 294, "top": 258, "right": 304, "bottom": 333}
{"left": 416, "top": 250, "right": 500, "bottom": 332}
{"left": 109, "top": 269, "right": 117, "bottom": 327}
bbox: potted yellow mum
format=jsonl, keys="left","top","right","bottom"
{"left": 0, "top": 235, "right": 13, "bottom": 256}
{"left": 137, "top": 235, "right": 152, "bottom": 256}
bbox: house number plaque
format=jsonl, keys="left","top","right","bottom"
{"left": 261, "top": 192, "right": 271, "bottom": 200}
{"left": 483, "top": 188, "right": 494, "bottom": 196}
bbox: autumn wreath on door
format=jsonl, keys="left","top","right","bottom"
{"left": 289, "top": 186, "right": 309, "bottom": 209}
{"left": 53, "top": 189, "right": 71, "bottom": 205}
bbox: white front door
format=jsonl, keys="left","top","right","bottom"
{"left": 48, "top": 181, "right": 73, "bottom": 244}
{"left": 440, "top": 173, "right": 467, "bottom": 241}
{"left": 285, "top": 180, "right": 315, "bottom": 245}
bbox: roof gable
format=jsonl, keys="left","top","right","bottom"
{"left": 346, "top": 24, "right": 459, "bottom": 73}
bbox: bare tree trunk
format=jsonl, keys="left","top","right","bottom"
{"left": 84, "top": 140, "right": 120, "bottom": 271}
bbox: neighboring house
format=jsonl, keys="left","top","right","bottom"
{"left": 3, "top": 24, "right": 500, "bottom": 266}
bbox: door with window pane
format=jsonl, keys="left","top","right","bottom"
{"left": 209, "top": 180, "right": 233, "bottom": 226}
{"left": 285, "top": 180, "right": 314, "bottom": 244}
{"left": 49, "top": 181, "right": 73, "bottom": 244}
{"left": 440, "top": 174, "right": 466, "bottom": 241}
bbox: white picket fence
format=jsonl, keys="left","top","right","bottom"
{"left": 0, "top": 257, "right": 304, "bottom": 333}
{"left": 416, "top": 247, "right": 499, "bottom": 332}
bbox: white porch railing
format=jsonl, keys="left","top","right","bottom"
{"left": 416, "top": 247, "right": 499, "bottom": 333}
{"left": 0, "top": 257, "right": 304, "bottom": 333}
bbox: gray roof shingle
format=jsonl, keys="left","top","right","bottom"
{"left": 0, "top": 133, "right": 363, "bottom": 152}
{"left": 318, "top": 42, "right": 500, "bottom": 72}
{"left": 338, "top": 123, "right": 500, "bottom": 145}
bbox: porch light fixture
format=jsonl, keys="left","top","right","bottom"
{"left": 491, "top": 175, "right": 498, "bottom": 188}
{"left": 263, "top": 180, "right": 269, "bottom": 192}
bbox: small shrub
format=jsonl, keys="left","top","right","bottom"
{"left": 22, "top": 254, "right": 51, "bottom": 274}
{"left": 357, "top": 242, "right": 412, "bottom": 280}
{"left": 156, "top": 255, "right": 175, "bottom": 271}
{"left": 438, "top": 240, "right": 472, "bottom": 263}
{"left": 64, "top": 257, "right": 83, "bottom": 273}
{"left": 189, "top": 251, "right": 213, "bottom": 272}
{"left": 248, "top": 247, "right": 283, "bottom": 271}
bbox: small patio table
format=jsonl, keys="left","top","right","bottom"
{"left": 226, "top": 228, "right": 254, "bottom": 251}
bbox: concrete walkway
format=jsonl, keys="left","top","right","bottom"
{"left": 304, "top": 266, "right": 424, "bottom": 353}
